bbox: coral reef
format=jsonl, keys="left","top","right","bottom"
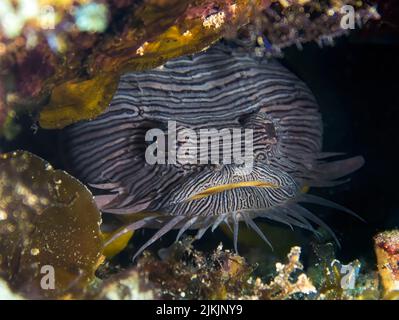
{"left": 0, "top": 199, "right": 395, "bottom": 300}
{"left": 236, "top": 0, "right": 380, "bottom": 55}
{"left": 0, "top": 0, "right": 379, "bottom": 134}
{"left": 117, "top": 239, "right": 381, "bottom": 300}
{"left": 0, "top": 0, "right": 255, "bottom": 130}
{"left": 90, "top": 235, "right": 394, "bottom": 300}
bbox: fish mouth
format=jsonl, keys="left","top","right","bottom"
{"left": 186, "top": 180, "right": 279, "bottom": 201}
{"left": 160, "top": 163, "right": 300, "bottom": 218}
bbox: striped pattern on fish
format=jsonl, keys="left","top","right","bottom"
{"left": 62, "top": 42, "right": 364, "bottom": 259}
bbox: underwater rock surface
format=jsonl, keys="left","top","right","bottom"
{"left": 0, "top": 150, "right": 103, "bottom": 299}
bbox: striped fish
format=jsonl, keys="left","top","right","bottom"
{"left": 62, "top": 42, "right": 364, "bottom": 259}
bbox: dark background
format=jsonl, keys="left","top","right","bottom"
{"left": 282, "top": 33, "right": 399, "bottom": 264}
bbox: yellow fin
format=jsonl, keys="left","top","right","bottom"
{"left": 101, "top": 228, "right": 134, "bottom": 258}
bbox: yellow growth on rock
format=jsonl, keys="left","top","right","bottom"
{"left": 39, "top": 73, "right": 119, "bottom": 129}
{"left": 38, "top": 0, "right": 254, "bottom": 129}
{"left": 374, "top": 230, "right": 399, "bottom": 299}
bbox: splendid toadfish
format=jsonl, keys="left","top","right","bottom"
{"left": 63, "top": 42, "right": 364, "bottom": 260}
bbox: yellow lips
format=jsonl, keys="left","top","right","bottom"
{"left": 187, "top": 180, "right": 279, "bottom": 201}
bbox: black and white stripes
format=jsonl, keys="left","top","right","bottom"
{"left": 63, "top": 42, "right": 364, "bottom": 259}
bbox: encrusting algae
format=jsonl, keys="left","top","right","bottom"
{"left": 1, "top": 0, "right": 256, "bottom": 130}
{"left": 0, "top": 151, "right": 104, "bottom": 299}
